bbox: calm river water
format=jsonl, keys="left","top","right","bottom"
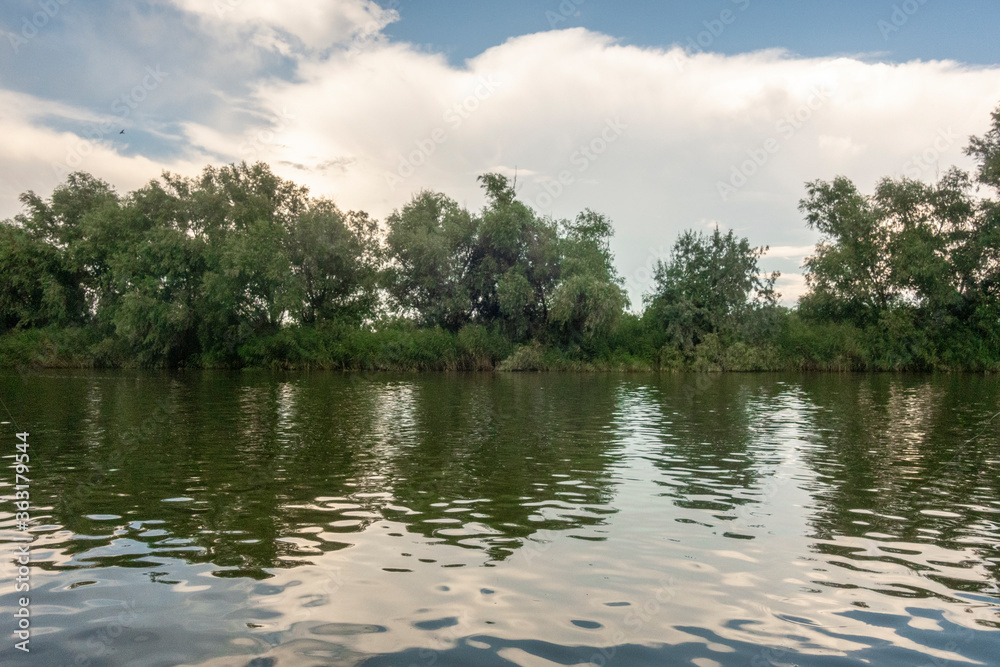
{"left": 1, "top": 371, "right": 999, "bottom": 666}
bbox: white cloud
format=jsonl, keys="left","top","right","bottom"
{"left": 167, "top": 0, "right": 398, "bottom": 51}
{"left": 775, "top": 273, "right": 810, "bottom": 304}
{"left": 0, "top": 89, "right": 212, "bottom": 208}
{"left": 765, "top": 245, "right": 816, "bottom": 261}
{"left": 2, "top": 25, "right": 999, "bottom": 308}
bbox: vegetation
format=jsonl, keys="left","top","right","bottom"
{"left": 3, "top": 107, "right": 1000, "bottom": 372}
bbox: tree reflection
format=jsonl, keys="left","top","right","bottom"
{"left": 30, "top": 371, "right": 626, "bottom": 576}
{"left": 797, "top": 373, "right": 1000, "bottom": 617}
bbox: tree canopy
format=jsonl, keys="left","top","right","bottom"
{"left": 3, "top": 105, "right": 1000, "bottom": 371}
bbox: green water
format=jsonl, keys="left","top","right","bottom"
{"left": 1, "top": 371, "right": 998, "bottom": 666}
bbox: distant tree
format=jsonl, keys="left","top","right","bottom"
{"left": 548, "top": 209, "right": 629, "bottom": 348}
{"left": 798, "top": 177, "right": 896, "bottom": 325}
{"left": 644, "top": 227, "right": 778, "bottom": 349}
{"left": 12, "top": 172, "right": 121, "bottom": 327}
{"left": 102, "top": 179, "right": 207, "bottom": 364}
{"left": 383, "top": 191, "right": 476, "bottom": 330}
{"left": 800, "top": 107, "right": 999, "bottom": 332}
{"left": 794, "top": 106, "right": 1000, "bottom": 366}
{"left": 963, "top": 105, "right": 1000, "bottom": 309}
{"left": 287, "top": 200, "right": 381, "bottom": 326}
{"left": 469, "top": 173, "right": 560, "bottom": 340}
{"left": 0, "top": 223, "right": 80, "bottom": 331}
{"left": 109, "top": 222, "right": 202, "bottom": 365}
{"left": 185, "top": 163, "right": 306, "bottom": 359}
{"left": 966, "top": 105, "right": 1000, "bottom": 190}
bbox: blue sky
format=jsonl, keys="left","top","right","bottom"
{"left": 383, "top": 0, "right": 999, "bottom": 66}
{"left": 1, "top": 1, "right": 999, "bottom": 305}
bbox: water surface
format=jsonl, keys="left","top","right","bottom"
{"left": 1, "top": 371, "right": 998, "bottom": 665}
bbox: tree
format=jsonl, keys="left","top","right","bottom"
{"left": 966, "top": 105, "right": 1000, "bottom": 190}
{"left": 644, "top": 227, "right": 778, "bottom": 349}
{"left": 798, "top": 177, "right": 896, "bottom": 325}
{"left": 793, "top": 107, "right": 1000, "bottom": 366}
{"left": 383, "top": 191, "right": 476, "bottom": 330}
{"left": 109, "top": 223, "right": 202, "bottom": 365}
{"left": 469, "top": 173, "right": 559, "bottom": 340}
{"left": 872, "top": 170, "right": 981, "bottom": 314}
{"left": 287, "top": 200, "right": 381, "bottom": 325}
{"left": 799, "top": 107, "right": 999, "bottom": 339}
{"left": 185, "top": 163, "right": 306, "bottom": 359}
{"left": 548, "top": 209, "right": 629, "bottom": 348}
{"left": 383, "top": 175, "right": 561, "bottom": 340}
{"left": 963, "top": 105, "right": 1000, "bottom": 307}
{"left": 0, "top": 224, "right": 80, "bottom": 331}
{"left": 13, "top": 172, "right": 122, "bottom": 327}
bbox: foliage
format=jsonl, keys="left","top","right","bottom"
{"left": 548, "top": 209, "right": 629, "bottom": 351}
{"left": 642, "top": 227, "right": 779, "bottom": 351}
{"left": 794, "top": 107, "right": 1000, "bottom": 371}
{"left": 383, "top": 191, "right": 476, "bottom": 330}
{"left": 3, "top": 105, "right": 1000, "bottom": 371}
{"left": 469, "top": 173, "right": 560, "bottom": 341}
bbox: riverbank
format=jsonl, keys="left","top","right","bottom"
{"left": 4, "top": 321, "right": 998, "bottom": 373}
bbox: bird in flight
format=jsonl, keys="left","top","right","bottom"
{"left": 119, "top": 129, "right": 125, "bottom": 134}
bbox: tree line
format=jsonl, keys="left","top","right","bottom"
{"left": 2, "top": 106, "right": 998, "bottom": 371}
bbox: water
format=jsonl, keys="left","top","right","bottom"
{"left": 1, "top": 371, "right": 998, "bottom": 666}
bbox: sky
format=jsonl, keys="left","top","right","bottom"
{"left": 1, "top": 1, "right": 999, "bottom": 307}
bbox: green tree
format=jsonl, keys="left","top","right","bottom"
{"left": 13, "top": 173, "right": 122, "bottom": 327}
{"left": 548, "top": 209, "right": 629, "bottom": 350}
{"left": 798, "top": 177, "right": 896, "bottom": 325}
{"left": 966, "top": 106, "right": 1000, "bottom": 190}
{"left": 288, "top": 200, "right": 381, "bottom": 326}
{"left": 109, "top": 223, "right": 202, "bottom": 365}
{"left": 383, "top": 191, "right": 476, "bottom": 330}
{"left": 469, "top": 173, "right": 559, "bottom": 340}
{"left": 0, "top": 224, "right": 80, "bottom": 331}
{"left": 797, "top": 104, "right": 1000, "bottom": 366}
{"left": 644, "top": 227, "right": 778, "bottom": 350}
{"left": 102, "top": 179, "right": 206, "bottom": 365}
{"left": 963, "top": 106, "right": 1000, "bottom": 307}
{"left": 185, "top": 163, "right": 306, "bottom": 360}
{"left": 960, "top": 107, "right": 1000, "bottom": 357}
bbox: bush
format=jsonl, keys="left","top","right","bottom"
{"left": 498, "top": 341, "right": 547, "bottom": 372}
{"left": 0, "top": 327, "right": 97, "bottom": 368}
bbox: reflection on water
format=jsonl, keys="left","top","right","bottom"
{"left": 0, "top": 371, "right": 998, "bottom": 666}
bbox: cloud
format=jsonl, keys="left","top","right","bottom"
{"left": 2, "top": 21, "right": 999, "bottom": 307}
{"left": 167, "top": 0, "right": 398, "bottom": 51}
{"left": 765, "top": 245, "right": 816, "bottom": 261}
{"left": 0, "top": 87, "right": 212, "bottom": 207}
{"left": 775, "top": 273, "right": 810, "bottom": 304}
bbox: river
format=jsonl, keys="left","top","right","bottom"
{"left": 1, "top": 371, "right": 998, "bottom": 665}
